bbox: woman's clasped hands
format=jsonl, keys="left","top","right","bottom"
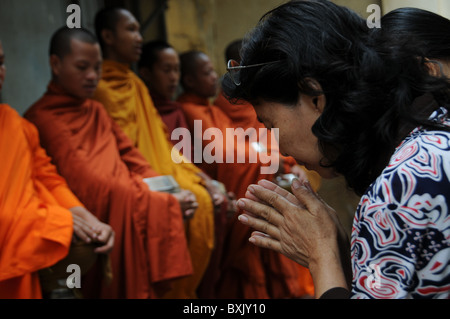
{"left": 236, "top": 178, "right": 351, "bottom": 297}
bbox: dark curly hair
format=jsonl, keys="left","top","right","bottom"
{"left": 222, "top": 0, "right": 450, "bottom": 195}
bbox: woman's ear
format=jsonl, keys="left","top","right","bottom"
{"left": 424, "top": 58, "right": 443, "bottom": 77}
{"left": 300, "top": 78, "right": 326, "bottom": 113}
{"left": 312, "top": 94, "right": 326, "bottom": 114}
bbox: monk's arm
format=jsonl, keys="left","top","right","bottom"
{"left": 22, "top": 118, "right": 82, "bottom": 208}
{"left": 109, "top": 116, "right": 159, "bottom": 178}
{"left": 23, "top": 118, "right": 114, "bottom": 252}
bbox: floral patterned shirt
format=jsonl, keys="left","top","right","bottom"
{"left": 351, "top": 107, "right": 450, "bottom": 299}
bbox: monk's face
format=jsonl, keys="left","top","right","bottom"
{"left": 0, "top": 41, "right": 5, "bottom": 91}
{"left": 190, "top": 54, "right": 218, "bottom": 99}
{"left": 144, "top": 48, "right": 180, "bottom": 100}
{"left": 109, "top": 10, "right": 143, "bottom": 64}
{"left": 51, "top": 39, "right": 102, "bottom": 99}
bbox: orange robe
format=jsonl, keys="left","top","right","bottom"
{"left": 215, "top": 91, "right": 321, "bottom": 189}
{"left": 151, "top": 93, "right": 228, "bottom": 299}
{"left": 93, "top": 60, "right": 214, "bottom": 299}
{"left": 178, "top": 92, "right": 312, "bottom": 298}
{"left": 151, "top": 92, "right": 194, "bottom": 161}
{"left": 215, "top": 92, "right": 319, "bottom": 297}
{"left": 24, "top": 83, "right": 193, "bottom": 299}
{"left": 0, "top": 104, "right": 77, "bottom": 299}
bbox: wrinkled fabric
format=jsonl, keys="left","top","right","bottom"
{"left": 93, "top": 60, "right": 214, "bottom": 299}
{"left": 25, "top": 83, "right": 192, "bottom": 299}
{"left": 179, "top": 92, "right": 315, "bottom": 298}
{"left": 0, "top": 104, "right": 75, "bottom": 299}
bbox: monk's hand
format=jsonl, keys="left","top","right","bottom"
{"left": 226, "top": 191, "right": 238, "bottom": 218}
{"left": 69, "top": 206, "right": 115, "bottom": 254}
{"left": 173, "top": 189, "right": 199, "bottom": 220}
{"left": 236, "top": 179, "right": 345, "bottom": 269}
{"left": 209, "top": 184, "right": 226, "bottom": 207}
{"left": 198, "top": 172, "right": 226, "bottom": 207}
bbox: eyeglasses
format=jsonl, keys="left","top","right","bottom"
{"left": 226, "top": 59, "right": 282, "bottom": 86}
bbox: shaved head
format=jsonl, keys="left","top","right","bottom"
{"left": 179, "top": 50, "right": 205, "bottom": 81}
{"left": 50, "top": 27, "right": 98, "bottom": 58}
{"left": 138, "top": 40, "right": 172, "bottom": 70}
{"left": 95, "top": 7, "right": 126, "bottom": 50}
{"left": 179, "top": 50, "right": 218, "bottom": 98}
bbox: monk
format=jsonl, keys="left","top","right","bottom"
{"left": 24, "top": 27, "right": 193, "bottom": 299}
{"left": 178, "top": 50, "right": 316, "bottom": 298}
{"left": 92, "top": 7, "right": 217, "bottom": 299}
{"left": 137, "top": 40, "right": 238, "bottom": 298}
{"left": 0, "top": 39, "right": 114, "bottom": 299}
{"left": 138, "top": 40, "right": 190, "bottom": 150}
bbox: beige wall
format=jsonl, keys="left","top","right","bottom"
{"left": 162, "top": 0, "right": 384, "bottom": 77}
{"left": 382, "top": 0, "right": 450, "bottom": 18}
{"left": 333, "top": 0, "right": 381, "bottom": 17}
{"left": 160, "top": 0, "right": 374, "bottom": 233}
{"left": 163, "top": 0, "right": 287, "bottom": 76}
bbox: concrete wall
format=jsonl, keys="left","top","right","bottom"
{"left": 2, "top": 0, "right": 447, "bottom": 115}
{"left": 382, "top": 0, "right": 450, "bottom": 18}
{"left": 0, "top": 0, "right": 68, "bottom": 114}
{"left": 164, "top": 0, "right": 287, "bottom": 77}
{"left": 0, "top": 0, "right": 103, "bottom": 115}
{"left": 163, "top": 0, "right": 384, "bottom": 78}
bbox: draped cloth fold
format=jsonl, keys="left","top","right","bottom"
{"left": 0, "top": 104, "right": 75, "bottom": 299}
{"left": 179, "top": 92, "right": 315, "bottom": 298}
{"left": 25, "top": 83, "right": 193, "bottom": 299}
{"left": 93, "top": 60, "right": 214, "bottom": 299}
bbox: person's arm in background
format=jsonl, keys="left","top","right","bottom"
{"left": 24, "top": 118, "right": 114, "bottom": 254}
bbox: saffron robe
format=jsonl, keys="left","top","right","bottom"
{"left": 215, "top": 91, "right": 321, "bottom": 191}
{"left": 0, "top": 104, "right": 76, "bottom": 299}
{"left": 215, "top": 92, "right": 318, "bottom": 297}
{"left": 178, "top": 92, "right": 312, "bottom": 298}
{"left": 151, "top": 92, "right": 194, "bottom": 162}
{"left": 93, "top": 60, "right": 214, "bottom": 299}
{"left": 25, "top": 83, "right": 193, "bottom": 299}
{"left": 152, "top": 92, "right": 229, "bottom": 298}
{"left": 152, "top": 92, "right": 191, "bottom": 140}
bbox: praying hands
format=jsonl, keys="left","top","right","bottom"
{"left": 236, "top": 179, "right": 351, "bottom": 298}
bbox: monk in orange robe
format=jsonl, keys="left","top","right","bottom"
{"left": 92, "top": 8, "right": 217, "bottom": 299}
{"left": 215, "top": 91, "right": 317, "bottom": 297}
{"left": 24, "top": 28, "right": 193, "bottom": 299}
{"left": 178, "top": 50, "right": 316, "bottom": 298}
{"left": 0, "top": 40, "right": 114, "bottom": 299}
{"left": 137, "top": 40, "right": 192, "bottom": 159}
{"left": 137, "top": 40, "right": 235, "bottom": 298}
